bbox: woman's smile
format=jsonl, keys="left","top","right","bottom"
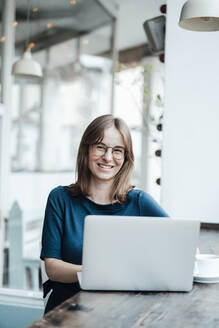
{"left": 88, "top": 125, "right": 125, "bottom": 183}
{"left": 97, "top": 163, "right": 114, "bottom": 169}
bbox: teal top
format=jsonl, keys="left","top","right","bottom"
{"left": 40, "top": 185, "right": 168, "bottom": 313}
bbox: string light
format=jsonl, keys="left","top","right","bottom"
{"left": 46, "top": 22, "right": 53, "bottom": 29}
{"left": 13, "top": 21, "right": 18, "bottom": 27}
{"left": 0, "top": 36, "right": 6, "bottom": 42}
{"left": 32, "top": 7, "right": 38, "bottom": 12}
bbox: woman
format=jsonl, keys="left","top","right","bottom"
{"left": 40, "top": 114, "right": 168, "bottom": 313}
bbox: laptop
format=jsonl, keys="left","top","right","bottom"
{"left": 78, "top": 215, "right": 200, "bottom": 292}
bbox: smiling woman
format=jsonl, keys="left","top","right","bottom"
{"left": 87, "top": 126, "right": 128, "bottom": 203}
{"left": 69, "top": 114, "right": 135, "bottom": 203}
{"left": 88, "top": 127, "right": 126, "bottom": 191}
{"left": 40, "top": 114, "right": 168, "bottom": 313}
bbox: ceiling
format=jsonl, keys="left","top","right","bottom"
{"left": 0, "top": 0, "right": 166, "bottom": 55}
{"left": 0, "top": 0, "right": 116, "bottom": 54}
{"left": 114, "top": 0, "right": 166, "bottom": 50}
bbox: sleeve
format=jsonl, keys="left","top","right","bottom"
{"left": 138, "top": 191, "right": 169, "bottom": 217}
{"left": 40, "top": 190, "right": 64, "bottom": 260}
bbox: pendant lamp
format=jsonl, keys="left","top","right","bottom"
{"left": 12, "top": 0, "right": 42, "bottom": 78}
{"left": 179, "top": 0, "right": 219, "bottom": 31}
{"left": 12, "top": 49, "right": 42, "bottom": 78}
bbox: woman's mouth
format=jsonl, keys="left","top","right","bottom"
{"left": 97, "top": 163, "right": 114, "bottom": 169}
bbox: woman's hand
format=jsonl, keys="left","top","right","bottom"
{"left": 44, "top": 258, "right": 82, "bottom": 283}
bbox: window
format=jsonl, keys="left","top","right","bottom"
{"left": 114, "top": 57, "right": 164, "bottom": 202}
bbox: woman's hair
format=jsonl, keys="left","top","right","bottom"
{"left": 68, "top": 114, "right": 134, "bottom": 202}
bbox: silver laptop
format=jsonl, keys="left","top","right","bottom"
{"left": 78, "top": 215, "right": 200, "bottom": 292}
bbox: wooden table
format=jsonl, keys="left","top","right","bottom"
{"left": 28, "top": 226, "right": 219, "bottom": 328}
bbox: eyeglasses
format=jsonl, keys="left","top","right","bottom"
{"left": 91, "top": 143, "right": 126, "bottom": 160}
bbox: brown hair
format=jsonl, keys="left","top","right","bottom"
{"left": 68, "top": 114, "right": 134, "bottom": 202}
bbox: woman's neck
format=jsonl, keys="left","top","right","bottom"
{"left": 88, "top": 178, "right": 113, "bottom": 204}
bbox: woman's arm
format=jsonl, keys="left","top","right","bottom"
{"left": 44, "top": 258, "right": 82, "bottom": 283}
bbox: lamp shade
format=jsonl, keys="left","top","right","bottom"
{"left": 12, "top": 50, "right": 42, "bottom": 78}
{"left": 179, "top": 0, "right": 219, "bottom": 31}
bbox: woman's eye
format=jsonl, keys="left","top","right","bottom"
{"left": 114, "top": 148, "right": 123, "bottom": 153}
{"left": 96, "top": 145, "right": 105, "bottom": 150}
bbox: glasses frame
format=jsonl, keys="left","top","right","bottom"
{"left": 91, "top": 142, "right": 126, "bottom": 160}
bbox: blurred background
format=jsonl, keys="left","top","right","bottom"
{"left": 0, "top": 1, "right": 166, "bottom": 326}
{"left": 1, "top": 0, "right": 219, "bottom": 326}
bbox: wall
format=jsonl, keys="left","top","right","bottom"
{"left": 161, "top": 0, "right": 219, "bottom": 222}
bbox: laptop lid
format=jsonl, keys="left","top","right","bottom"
{"left": 80, "top": 216, "right": 200, "bottom": 292}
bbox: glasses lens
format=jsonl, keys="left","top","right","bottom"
{"left": 112, "top": 148, "right": 125, "bottom": 160}
{"left": 92, "top": 144, "right": 126, "bottom": 160}
{"left": 93, "top": 144, "right": 106, "bottom": 156}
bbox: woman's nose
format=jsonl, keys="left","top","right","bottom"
{"left": 102, "top": 148, "right": 113, "bottom": 161}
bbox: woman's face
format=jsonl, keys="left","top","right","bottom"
{"left": 88, "top": 125, "right": 125, "bottom": 184}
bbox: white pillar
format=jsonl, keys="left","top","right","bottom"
{"left": 141, "top": 57, "right": 153, "bottom": 192}
{"left": 16, "top": 82, "right": 25, "bottom": 167}
{"left": 36, "top": 50, "right": 49, "bottom": 171}
{"left": 110, "top": 18, "right": 118, "bottom": 115}
{"left": 0, "top": 0, "right": 15, "bottom": 286}
{"left": 162, "top": 0, "right": 219, "bottom": 221}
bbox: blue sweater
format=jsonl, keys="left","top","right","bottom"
{"left": 40, "top": 185, "right": 168, "bottom": 312}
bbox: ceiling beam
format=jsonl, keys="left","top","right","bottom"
{"left": 15, "top": 19, "right": 114, "bottom": 54}
{"left": 99, "top": 43, "right": 153, "bottom": 64}
{"left": 15, "top": 27, "right": 85, "bottom": 54}
{"left": 119, "top": 44, "right": 152, "bottom": 63}
{"left": 15, "top": 9, "right": 84, "bottom": 21}
{"left": 95, "top": 0, "right": 118, "bottom": 19}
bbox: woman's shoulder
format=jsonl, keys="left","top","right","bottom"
{"left": 130, "top": 188, "right": 168, "bottom": 217}
{"left": 128, "top": 188, "right": 147, "bottom": 199}
{"left": 128, "top": 188, "right": 156, "bottom": 205}
{"left": 48, "top": 185, "right": 71, "bottom": 200}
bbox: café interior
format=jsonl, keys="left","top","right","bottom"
{"left": 1, "top": 0, "right": 219, "bottom": 327}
